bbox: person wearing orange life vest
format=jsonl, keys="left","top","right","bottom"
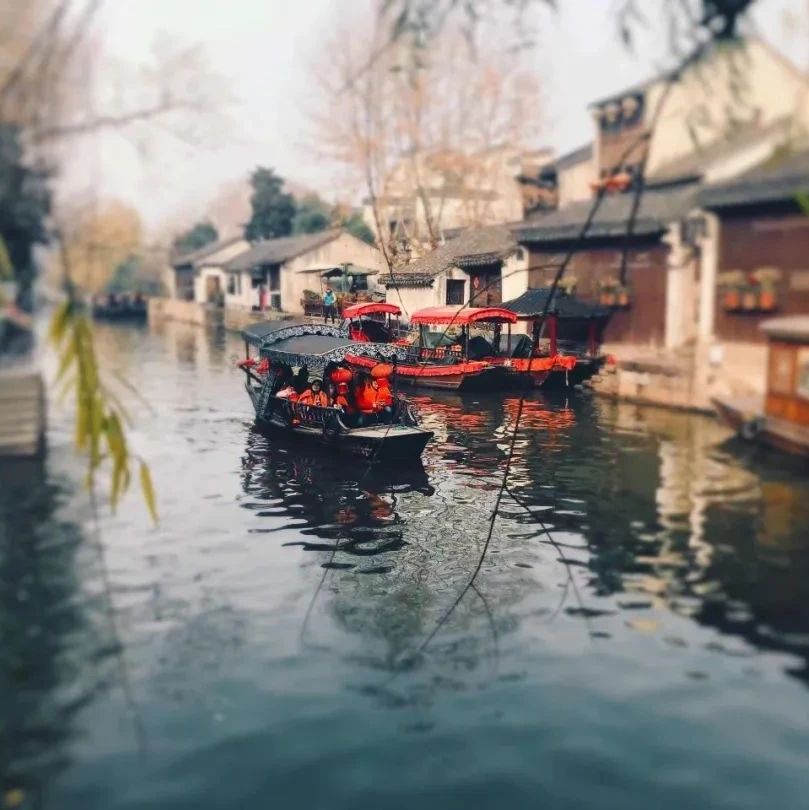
{"left": 372, "top": 375, "right": 395, "bottom": 423}
{"left": 352, "top": 374, "right": 377, "bottom": 426}
{"left": 333, "top": 382, "right": 353, "bottom": 412}
{"left": 298, "top": 378, "right": 330, "bottom": 408}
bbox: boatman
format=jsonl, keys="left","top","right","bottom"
{"left": 322, "top": 286, "right": 337, "bottom": 324}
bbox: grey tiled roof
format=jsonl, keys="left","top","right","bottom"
{"left": 698, "top": 150, "right": 809, "bottom": 209}
{"left": 380, "top": 273, "right": 435, "bottom": 289}
{"left": 224, "top": 229, "right": 343, "bottom": 272}
{"left": 171, "top": 235, "right": 244, "bottom": 268}
{"left": 649, "top": 116, "right": 794, "bottom": 184}
{"left": 386, "top": 226, "right": 518, "bottom": 283}
{"left": 514, "top": 181, "right": 701, "bottom": 244}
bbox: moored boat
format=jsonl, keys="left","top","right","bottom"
{"left": 239, "top": 320, "right": 433, "bottom": 462}
{"left": 712, "top": 316, "right": 809, "bottom": 458}
{"left": 346, "top": 305, "right": 518, "bottom": 391}
{"left": 91, "top": 293, "right": 148, "bottom": 321}
{"left": 500, "top": 287, "right": 610, "bottom": 389}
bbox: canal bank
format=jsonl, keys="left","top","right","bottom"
{"left": 590, "top": 340, "right": 768, "bottom": 414}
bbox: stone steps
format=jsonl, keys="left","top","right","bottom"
{"left": 0, "top": 369, "right": 45, "bottom": 457}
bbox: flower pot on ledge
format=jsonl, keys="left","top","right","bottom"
{"left": 758, "top": 288, "right": 777, "bottom": 311}
{"left": 741, "top": 289, "right": 757, "bottom": 311}
{"left": 600, "top": 292, "right": 616, "bottom": 306}
{"left": 722, "top": 289, "right": 741, "bottom": 311}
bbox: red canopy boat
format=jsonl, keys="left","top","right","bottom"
{"left": 346, "top": 305, "right": 517, "bottom": 391}
{"left": 342, "top": 301, "right": 402, "bottom": 343}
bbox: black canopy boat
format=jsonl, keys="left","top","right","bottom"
{"left": 500, "top": 287, "right": 611, "bottom": 389}
{"left": 238, "top": 320, "right": 433, "bottom": 462}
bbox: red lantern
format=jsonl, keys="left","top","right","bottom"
{"left": 371, "top": 362, "right": 394, "bottom": 378}
{"left": 331, "top": 367, "right": 353, "bottom": 384}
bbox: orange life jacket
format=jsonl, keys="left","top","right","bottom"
{"left": 354, "top": 383, "right": 377, "bottom": 413}
{"left": 299, "top": 389, "right": 330, "bottom": 408}
{"left": 335, "top": 393, "right": 353, "bottom": 412}
{"left": 374, "top": 379, "right": 394, "bottom": 407}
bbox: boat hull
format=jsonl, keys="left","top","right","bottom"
{"left": 712, "top": 395, "right": 809, "bottom": 458}
{"left": 345, "top": 353, "right": 510, "bottom": 392}
{"left": 247, "top": 383, "right": 433, "bottom": 461}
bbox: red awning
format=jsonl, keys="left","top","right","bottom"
{"left": 410, "top": 306, "right": 518, "bottom": 326}
{"left": 342, "top": 302, "right": 402, "bottom": 319}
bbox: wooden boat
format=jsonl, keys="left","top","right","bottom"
{"left": 239, "top": 320, "right": 433, "bottom": 462}
{"left": 342, "top": 301, "right": 402, "bottom": 343}
{"left": 346, "top": 305, "right": 517, "bottom": 391}
{"left": 501, "top": 287, "right": 610, "bottom": 389}
{"left": 712, "top": 316, "right": 809, "bottom": 458}
{"left": 91, "top": 293, "right": 148, "bottom": 321}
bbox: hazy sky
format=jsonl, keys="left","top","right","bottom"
{"left": 59, "top": 0, "right": 808, "bottom": 236}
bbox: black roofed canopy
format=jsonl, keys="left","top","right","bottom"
{"left": 502, "top": 288, "right": 610, "bottom": 320}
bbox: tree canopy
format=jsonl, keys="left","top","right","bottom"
{"left": 0, "top": 124, "right": 51, "bottom": 304}
{"left": 173, "top": 221, "right": 218, "bottom": 256}
{"left": 244, "top": 167, "right": 296, "bottom": 242}
{"left": 292, "top": 193, "right": 375, "bottom": 244}
{"left": 292, "top": 194, "right": 333, "bottom": 235}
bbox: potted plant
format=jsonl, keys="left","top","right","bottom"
{"left": 741, "top": 272, "right": 760, "bottom": 311}
{"left": 752, "top": 267, "right": 781, "bottom": 311}
{"left": 717, "top": 270, "right": 744, "bottom": 311}
{"left": 616, "top": 283, "right": 631, "bottom": 307}
{"left": 599, "top": 277, "right": 619, "bottom": 306}
{"left": 559, "top": 275, "right": 578, "bottom": 296}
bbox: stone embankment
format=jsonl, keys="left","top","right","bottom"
{"left": 0, "top": 368, "right": 45, "bottom": 457}
{"left": 588, "top": 342, "right": 768, "bottom": 414}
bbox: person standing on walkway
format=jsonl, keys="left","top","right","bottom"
{"left": 322, "top": 287, "right": 337, "bottom": 324}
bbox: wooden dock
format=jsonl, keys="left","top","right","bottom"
{"left": 0, "top": 368, "right": 45, "bottom": 457}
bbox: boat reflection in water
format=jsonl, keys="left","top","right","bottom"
{"left": 240, "top": 430, "right": 434, "bottom": 562}
{"left": 241, "top": 384, "right": 809, "bottom": 694}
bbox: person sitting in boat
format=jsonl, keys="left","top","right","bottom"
{"left": 298, "top": 378, "right": 331, "bottom": 408}
{"left": 352, "top": 374, "right": 376, "bottom": 425}
{"left": 333, "top": 382, "right": 352, "bottom": 412}
{"left": 371, "top": 369, "right": 395, "bottom": 423}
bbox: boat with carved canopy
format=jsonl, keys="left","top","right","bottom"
{"left": 345, "top": 305, "right": 521, "bottom": 391}
{"left": 238, "top": 320, "right": 433, "bottom": 461}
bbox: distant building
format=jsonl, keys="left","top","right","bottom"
{"left": 364, "top": 145, "right": 530, "bottom": 250}
{"left": 508, "top": 37, "right": 809, "bottom": 353}
{"left": 380, "top": 226, "right": 522, "bottom": 318}
{"left": 170, "top": 235, "right": 250, "bottom": 303}
{"left": 171, "top": 229, "right": 385, "bottom": 317}
{"left": 699, "top": 151, "right": 809, "bottom": 346}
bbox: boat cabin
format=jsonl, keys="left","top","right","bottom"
{"left": 409, "top": 306, "right": 519, "bottom": 361}
{"left": 501, "top": 287, "right": 610, "bottom": 358}
{"left": 342, "top": 301, "right": 402, "bottom": 343}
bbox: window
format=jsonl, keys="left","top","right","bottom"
{"left": 226, "top": 274, "right": 240, "bottom": 296}
{"left": 446, "top": 279, "right": 465, "bottom": 305}
{"left": 270, "top": 293, "right": 282, "bottom": 311}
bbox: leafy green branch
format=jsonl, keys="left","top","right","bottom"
{"left": 50, "top": 240, "right": 158, "bottom": 523}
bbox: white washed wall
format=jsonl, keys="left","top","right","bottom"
{"left": 281, "top": 232, "right": 385, "bottom": 315}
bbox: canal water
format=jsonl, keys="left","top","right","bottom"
{"left": 3, "top": 320, "right": 809, "bottom": 809}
